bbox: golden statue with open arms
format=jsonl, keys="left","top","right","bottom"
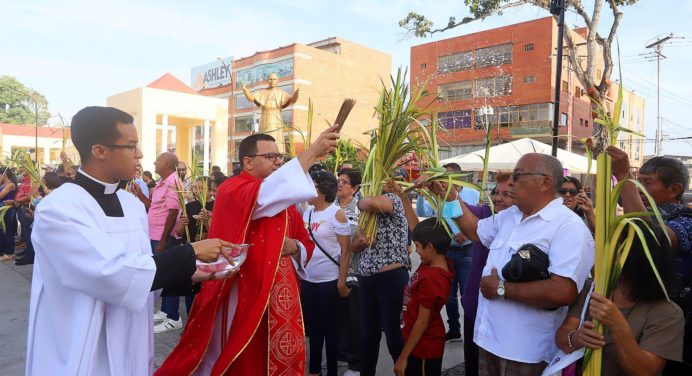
{"left": 242, "top": 73, "right": 300, "bottom": 152}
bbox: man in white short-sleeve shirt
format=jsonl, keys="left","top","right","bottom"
{"left": 451, "top": 153, "right": 594, "bottom": 375}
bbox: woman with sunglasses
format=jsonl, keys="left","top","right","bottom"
{"left": 560, "top": 176, "right": 596, "bottom": 233}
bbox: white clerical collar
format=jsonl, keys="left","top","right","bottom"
{"left": 78, "top": 168, "right": 120, "bottom": 194}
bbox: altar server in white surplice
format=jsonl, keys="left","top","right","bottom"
{"left": 26, "top": 106, "right": 235, "bottom": 376}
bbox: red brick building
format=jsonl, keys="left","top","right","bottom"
{"left": 411, "top": 17, "right": 601, "bottom": 158}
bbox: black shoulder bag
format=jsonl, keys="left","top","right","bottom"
{"left": 501, "top": 243, "right": 550, "bottom": 282}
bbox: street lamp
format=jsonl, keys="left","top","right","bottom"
{"left": 216, "top": 57, "right": 235, "bottom": 170}
{"left": 0, "top": 83, "right": 41, "bottom": 164}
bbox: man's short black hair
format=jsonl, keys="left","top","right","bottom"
{"left": 412, "top": 217, "right": 452, "bottom": 255}
{"left": 640, "top": 156, "right": 689, "bottom": 201}
{"left": 309, "top": 163, "right": 326, "bottom": 175}
{"left": 212, "top": 172, "right": 227, "bottom": 187}
{"left": 71, "top": 106, "right": 134, "bottom": 163}
{"left": 443, "top": 163, "right": 462, "bottom": 172}
{"left": 238, "top": 134, "right": 275, "bottom": 162}
{"left": 310, "top": 170, "right": 338, "bottom": 202}
{"left": 43, "top": 172, "right": 62, "bottom": 189}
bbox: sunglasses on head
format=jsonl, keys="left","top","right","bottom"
{"left": 559, "top": 188, "right": 579, "bottom": 196}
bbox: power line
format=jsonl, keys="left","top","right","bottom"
{"left": 661, "top": 117, "right": 692, "bottom": 130}
{"left": 620, "top": 67, "right": 692, "bottom": 106}
{"left": 645, "top": 33, "right": 679, "bottom": 155}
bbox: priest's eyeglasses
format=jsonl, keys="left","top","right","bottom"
{"left": 248, "top": 153, "right": 285, "bottom": 162}
{"left": 102, "top": 144, "right": 139, "bottom": 151}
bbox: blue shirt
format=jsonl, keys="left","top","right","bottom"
{"left": 134, "top": 178, "right": 149, "bottom": 198}
{"left": 416, "top": 189, "right": 476, "bottom": 247}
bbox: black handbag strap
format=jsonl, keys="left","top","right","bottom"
{"left": 308, "top": 209, "right": 340, "bottom": 267}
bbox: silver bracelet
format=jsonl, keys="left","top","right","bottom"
{"left": 567, "top": 329, "right": 577, "bottom": 350}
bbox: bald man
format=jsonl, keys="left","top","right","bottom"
{"left": 451, "top": 153, "right": 594, "bottom": 376}
{"left": 149, "top": 152, "right": 181, "bottom": 253}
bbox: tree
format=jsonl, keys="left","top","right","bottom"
{"left": 0, "top": 75, "right": 51, "bottom": 125}
{"left": 325, "top": 139, "right": 366, "bottom": 173}
{"left": 400, "top": 0, "right": 639, "bottom": 151}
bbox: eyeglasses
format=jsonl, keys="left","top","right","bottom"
{"left": 101, "top": 144, "right": 138, "bottom": 151}
{"left": 559, "top": 188, "right": 579, "bottom": 196}
{"left": 337, "top": 179, "right": 351, "bottom": 186}
{"left": 512, "top": 170, "right": 549, "bottom": 181}
{"left": 248, "top": 153, "right": 285, "bottom": 162}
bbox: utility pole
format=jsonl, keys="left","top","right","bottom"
{"left": 646, "top": 33, "right": 673, "bottom": 156}
{"left": 550, "top": 0, "right": 566, "bottom": 157}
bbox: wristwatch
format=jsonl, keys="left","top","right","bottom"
{"left": 497, "top": 279, "right": 506, "bottom": 300}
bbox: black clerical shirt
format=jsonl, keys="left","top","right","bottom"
{"left": 73, "top": 170, "right": 197, "bottom": 293}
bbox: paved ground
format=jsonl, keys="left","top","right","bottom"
{"left": 1, "top": 250, "right": 465, "bottom": 375}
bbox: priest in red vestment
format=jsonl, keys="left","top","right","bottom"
{"left": 157, "top": 125, "right": 340, "bottom": 376}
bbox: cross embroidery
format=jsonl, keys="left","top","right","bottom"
{"left": 279, "top": 331, "right": 296, "bottom": 356}
{"left": 278, "top": 287, "right": 293, "bottom": 311}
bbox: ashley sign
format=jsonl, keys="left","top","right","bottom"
{"left": 191, "top": 57, "right": 233, "bottom": 90}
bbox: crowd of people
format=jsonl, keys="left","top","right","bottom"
{"left": 9, "top": 105, "right": 692, "bottom": 376}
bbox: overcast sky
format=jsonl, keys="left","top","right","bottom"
{"left": 1, "top": 0, "right": 690, "bottom": 155}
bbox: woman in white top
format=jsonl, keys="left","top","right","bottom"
{"left": 302, "top": 170, "right": 351, "bottom": 376}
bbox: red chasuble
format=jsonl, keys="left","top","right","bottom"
{"left": 156, "top": 171, "right": 313, "bottom": 376}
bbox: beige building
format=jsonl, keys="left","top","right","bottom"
{"left": 0, "top": 123, "right": 76, "bottom": 165}
{"left": 107, "top": 74, "right": 228, "bottom": 174}
{"left": 196, "top": 37, "right": 391, "bottom": 161}
{"left": 613, "top": 85, "right": 646, "bottom": 168}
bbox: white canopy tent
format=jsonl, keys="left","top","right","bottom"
{"left": 440, "top": 138, "right": 597, "bottom": 174}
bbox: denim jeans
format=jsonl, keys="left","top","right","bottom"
{"left": 0, "top": 207, "right": 16, "bottom": 256}
{"left": 151, "top": 239, "right": 193, "bottom": 321}
{"left": 357, "top": 267, "right": 409, "bottom": 376}
{"left": 445, "top": 243, "right": 473, "bottom": 336}
{"left": 17, "top": 207, "right": 34, "bottom": 259}
{"left": 339, "top": 285, "right": 361, "bottom": 371}
{"left": 301, "top": 279, "right": 341, "bottom": 376}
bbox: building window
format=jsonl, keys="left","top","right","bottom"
{"left": 596, "top": 69, "right": 602, "bottom": 81}
{"left": 438, "top": 81, "right": 472, "bottom": 102}
{"left": 524, "top": 43, "right": 534, "bottom": 51}
{"left": 579, "top": 118, "right": 584, "bottom": 126}
{"left": 281, "top": 110, "right": 292, "bottom": 125}
{"left": 476, "top": 43, "right": 512, "bottom": 67}
{"left": 235, "top": 57, "right": 294, "bottom": 87}
{"left": 235, "top": 94, "right": 254, "bottom": 110}
{"left": 575, "top": 87, "right": 583, "bottom": 97}
{"left": 438, "top": 50, "right": 473, "bottom": 73}
{"left": 474, "top": 75, "right": 512, "bottom": 97}
{"left": 524, "top": 75, "right": 536, "bottom": 83}
{"left": 560, "top": 113, "right": 568, "bottom": 126}
{"left": 235, "top": 116, "right": 254, "bottom": 132}
{"left": 561, "top": 80, "right": 569, "bottom": 93}
{"left": 585, "top": 120, "right": 589, "bottom": 127}
{"left": 474, "top": 108, "right": 499, "bottom": 130}
{"left": 474, "top": 103, "right": 551, "bottom": 130}
{"left": 439, "top": 110, "right": 472, "bottom": 129}
{"left": 421, "top": 63, "right": 427, "bottom": 69}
